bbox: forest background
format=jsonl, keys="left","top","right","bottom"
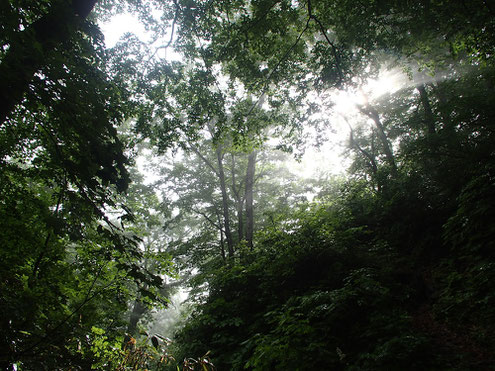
{"left": 1, "top": 0, "right": 495, "bottom": 369}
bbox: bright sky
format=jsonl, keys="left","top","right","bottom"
{"left": 289, "top": 68, "right": 407, "bottom": 179}
{"left": 100, "top": 15, "right": 407, "bottom": 181}
{"left": 100, "top": 13, "right": 148, "bottom": 47}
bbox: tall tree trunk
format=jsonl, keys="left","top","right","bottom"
{"left": 216, "top": 209, "right": 227, "bottom": 262}
{"left": 124, "top": 299, "right": 146, "bottom": 344}
{"left": 216, "top": 145, "right": 234, "bottom": 257}
{"left": 343, "top": 115, "right": 380, "bottom": 189}
{"left": 237, "top": 200, "right": 244, "bottom": 243}
{"left": 230, "top": 154, "right": 244, "bottom": 243}
{"left": 0, "top": 0, "right": 98, "bottom": 125}
{"left": 245, "top": 150, "right": 257, "bottom": 250}
{"left": 349, "top": 130, "right": 380, "bottom": 190}
{"left": 220, "top": 230, "right": 227, "bottom": 262}
{"left": 416, "top": 84, "right": 436, "bottom": 135}
{"left": 358, "top": 105, "right": 397, "bottom": 175}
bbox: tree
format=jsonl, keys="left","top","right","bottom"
{"left": 165, "top": 1, "right": 495, "bottom": 369}
{"left": 244, "top": 149, "right": 257, "bottom": 249}
{"left": 3, "top": 0, "right": 495, "bottom": 369}
{"left": 0, "top": 2, "right": 174, "bottom": 368}
{"left": 0, "top": 0, "right": 98, "bottom": 124}
{"left": 162, "top": 137, "right": 253, "bottom": 264}
{"left": 154, "top": 132, "right": 313, "bottom": 289}
{"left": 357, "top": 102, "right": 397, "bottom": 176}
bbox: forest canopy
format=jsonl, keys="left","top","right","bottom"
{"left": 1, "top": 0, "right": 495, "bottom": 369}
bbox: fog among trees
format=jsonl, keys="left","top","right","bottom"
{"left": 1, "top": 0, "right": 495, "bottom": 369}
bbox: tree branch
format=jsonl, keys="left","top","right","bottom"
{"left": 246, "top": 18, "right": 311, "bottom": 117}
{"left": 307, "top": 0, "right": 343, "bottom": 85}
{"left": 348, "top": 124, "right": 378, "bottom": 176}
{"left": 357, "top": 103, "right": 397, "bottom": 174}
{"left": 19, "top": 263, "right": 114, "bottom": 358}
{"left": 192, "top": 207, "right": 224, "bottom": 232}
{"left": 188, "top": 143, "right": 220, "bottom": 177}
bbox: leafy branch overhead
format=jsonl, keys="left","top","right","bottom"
{"left": 1, "top": 0, "right": 495, "bottom": 370}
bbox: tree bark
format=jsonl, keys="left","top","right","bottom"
{"left": 216, "top": 209, "right": 227, "bottom": 262}
{"left": 126, "top": 300, "right": 147, "bottom": 339}
{"left": 220, "top": 229, "right": 227, "bottom": 262}
{"left": 230, "top": 154, "right": 244, "bottom": 243}
{"left": 358, "top": 104, "right": 397, "bottom": 175}
{"left": 416, "top": 84, "right": 436, "bottom": 135}
{"left": 245, "top": 150, "right": 257, "bottom": 250}
{"left": 216, "top": 145, "right": 234, "bottom": 257}
{"left": 0, "top": 0, "right": 98, "bottom": 125}
{"left": 236, "top": 200, "right": 244, "bottom": 243}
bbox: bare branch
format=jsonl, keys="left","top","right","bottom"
{"left": 356, "top": 104, "right": 397, "bottom": 174}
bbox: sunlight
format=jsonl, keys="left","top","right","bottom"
{"left": 288, "top": 142, "right": 351, "bottom": 180}
{"left": 290, "top": 68, "right": 406, "bottom": 180}
{"left": 332, "top": 68, "right": 406, "bottom": 115}
{"left": 100, "top": 12, "right": 405, "bottom": 182}
{"left": 364, "top": 69, "right": 405, "bottom": 100}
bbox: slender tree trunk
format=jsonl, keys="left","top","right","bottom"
{"left": 416, "top": 84, "right": 436, "bottom": 135}
{"left": 230, "top": 154, "right": 244, "bottom": 243}
{"left": 126, "top": 300, "right": 146, "bottom": 340}
{"left": 0, "top": 0, "right": 98, "bottom": 125}
{"left": 237, "top": 201, "right": 244, "bottom": 242}
{"left": 245, "top": 150, "right": 257, "bottom": 250}
{"left": 349, "top": 130, "right": 379, "bottom": 189}
{"left": 220, "top": 230, "right": 227, "bottom": 262}
{"left": 358, "top": 105, "right": 397, "bottom": 175}
{"left": 216, "top": 146, "right": 234, "bottom": 257}
{"left": 344, "top": 115, "right": 379, "bottom": 188}
{"left": 216, "top": 209, "right": 227, "bottom": 262}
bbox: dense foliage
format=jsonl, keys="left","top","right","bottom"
{"left": 166, "top": 0, "right": 495, "bottom": 369}
{"left": 0, "top": 1, "right": 172, "bottom": 368}
{"left": 1, "top": 0, "right": 495, "bottom": 369}
{"left": 175, "top": 170, "right": 495, "bottom": 369}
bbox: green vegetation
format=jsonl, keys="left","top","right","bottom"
{"left": 1, "top": 0, "right": 494, "bottom": 369}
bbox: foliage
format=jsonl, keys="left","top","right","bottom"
{"left": 0, "top": 1, "right": 173, "bottom": 369}
{"left": 74, "top": 326, "right": 216, "bottom": 371}
{"left": 173, "top": 162, "right": 495, "bottom": 368}
{"left": 163, "top": 3, "right": 495, "bottom": 367}
{"left": 78, "top": 327, "right": 178, "bottom": 370}
{"left": 3, "top": 0, "right": 495, "bottom": 370}
{"left": 174, "top": 188, "right": 428, "bottom": 369}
